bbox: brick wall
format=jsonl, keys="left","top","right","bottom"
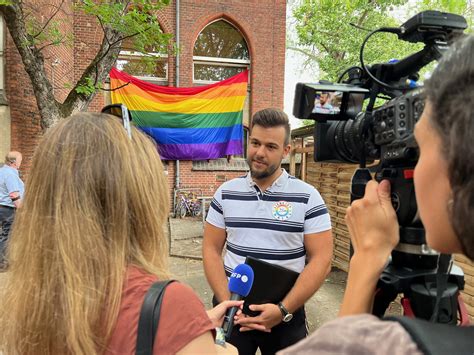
{"left": 6, "top": 0, "right": 286, "bottom": 201}
{"left": 177, "top": 0, "right": 286, "bottom": 111}
{"left": 165, "top": 0, "right": 286, "bottom": 200}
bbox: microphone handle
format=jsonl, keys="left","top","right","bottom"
{"left": 222, "top": 293, "right": 243, "bottom": 341}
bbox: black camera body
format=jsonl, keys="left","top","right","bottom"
{"left": 373, "top": 89, "right": 424, "bottom": 163}
{"left": 293, "top": 10, "right": 468, "bottom": 322}
{"left": 293, "top": 11, "right": 467, "bottom": 221}
{"left": 294, "top": 10, "right": 467, "bottom": 167}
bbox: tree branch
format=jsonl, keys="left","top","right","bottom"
{"left": 32, "top": 0, "right": 66, "bottom": 39}
{"left": 101, "top": 81, "right": 130, "bottom": 91}
{"left": 287, "top": 45, "right": 319, "bottom": 61}
{"left": 61, "top": 25, "right": 123, "bottom": 115}
{"left": 36, "top": 36, "right": 67, "bottom": 52}
{"left": 108, "top": 26, "right": 152, "bottom": 48}
{"left": 357, "top": 0, "right": 375, "bottom": 26}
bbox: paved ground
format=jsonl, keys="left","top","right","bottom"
{"left": 168, "top": 216, "right": 347, "bottom": 333}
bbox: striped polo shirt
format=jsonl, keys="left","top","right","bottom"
{"left": 206, "top": 169, "right": 331, "bottom": 275}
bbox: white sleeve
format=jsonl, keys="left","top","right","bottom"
{"left": 304, "top": 187, "right": 332, "bottom": 234}
{"left": 205, "top": 186, "right": 225, "bottom": 229}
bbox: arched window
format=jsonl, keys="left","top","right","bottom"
{"left": 192, "top": 20, "right": 250, "bottom": 164}
{"left": 193, "top": 20, "right": 250, "bottom": 83}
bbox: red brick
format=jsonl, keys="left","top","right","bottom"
{"left": 6, "top": 0, "right": 286, "bottom": 198}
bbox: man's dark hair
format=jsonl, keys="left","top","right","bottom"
{"left": 424, "top": 35, "right": 474, "bottom": 259}
{"left": 250, "top": 108, "right": 291, "bottom": 145}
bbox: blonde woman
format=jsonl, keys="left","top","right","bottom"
{"left": 0, "top": 113, "right": 238, "bottom": 354}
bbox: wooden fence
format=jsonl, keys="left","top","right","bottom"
{"left": 305, "top": 157, "right": 356, "bottom": 272}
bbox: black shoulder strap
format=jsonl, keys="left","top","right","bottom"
{"left": 385, "top": 316, "right": 474, "bottom": 355}
{"left": 136, "top": 280, "right": 176, "bottom": 355}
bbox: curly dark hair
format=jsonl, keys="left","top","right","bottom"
{"left": 424, "top": 35, "right": 474, "bottom": 260}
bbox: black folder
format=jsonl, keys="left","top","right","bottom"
{"left": 243, "top": 256, "right": 300, "bottom": 316}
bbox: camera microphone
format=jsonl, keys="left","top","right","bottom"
{"left": 221, "top": 263, "right": 254, "bottom": 341}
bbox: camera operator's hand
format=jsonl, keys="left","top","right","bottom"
{"left": 339, "top": 179, "right": 399, "bottom": 316}
{"left": 346, "top": 179, "right": 399, "bottom": 266}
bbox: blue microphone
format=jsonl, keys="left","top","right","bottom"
{"left": 222, "top": 263, "right": 254, "bottom": 341}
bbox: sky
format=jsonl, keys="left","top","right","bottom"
{"left": 284, "top": 44, "right": 312, "bottom": 130}
{"left": 283, "top": 1, "right": 314, "bottom": 130}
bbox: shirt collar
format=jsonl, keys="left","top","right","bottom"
{"left": 246, "top": 169, "right": 289, "bottom": 191}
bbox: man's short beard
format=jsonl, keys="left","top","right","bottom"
{"left": 248, "top": 160, "right": 280, "bottom": 180}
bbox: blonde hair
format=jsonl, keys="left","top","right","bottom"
{"left": 0, "top": 113, "right": 170, "bottom": 354}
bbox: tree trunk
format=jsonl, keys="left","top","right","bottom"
{"left": 0, "top": 3, "right": 123, "bottom": 130}
{"left": 1, "top": 4, "right": 62, "bottom": 129}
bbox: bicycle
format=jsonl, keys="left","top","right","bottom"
{"left": 174, "top": 192, "right": 202, "bottom": 218}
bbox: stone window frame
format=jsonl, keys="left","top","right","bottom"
{"left": 193, "top": 56, "right": 250, "bottom": 85}
{"left": 116, "top": 50, "right": 168, "bottom": 85}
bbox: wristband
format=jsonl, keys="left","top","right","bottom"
{"left": 214, "top": 327, "right": 226, "bottom": 346}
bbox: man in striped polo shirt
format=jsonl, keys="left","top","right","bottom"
{"left": 203, "top": 108, "right": 333, "bottom": 354}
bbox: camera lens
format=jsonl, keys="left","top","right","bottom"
{"left": 322, "top": 113, "right": 379, "bottom": 164}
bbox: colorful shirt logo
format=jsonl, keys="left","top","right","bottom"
{"left": 272, "top": 201, "right": 293, "bottom": 221}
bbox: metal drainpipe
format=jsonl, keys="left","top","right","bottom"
{"left": 175, "top": 0, "right": 180, "bottom": 194}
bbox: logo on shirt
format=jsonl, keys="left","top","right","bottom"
{"left": 272, "top": 201, "right": 293, "bottom": 221}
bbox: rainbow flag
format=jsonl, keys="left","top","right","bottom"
{"left": 110, "top": 68, "right": 248, "bottom": 160}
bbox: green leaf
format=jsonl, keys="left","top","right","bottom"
{"left": 292, "top": 0, "right": 471, "bottom": 83}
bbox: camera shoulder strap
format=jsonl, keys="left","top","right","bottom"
{"left": 136, "top": 280, "right": 177, "bottom": 355}
{"left": 384, "top": 316, "right": 474, "bottom": 355}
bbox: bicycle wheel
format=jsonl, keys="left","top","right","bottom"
{"left": 179, "top": 203, "right": 187, "bottom": 218}
{"left": 192, "top": 202, "right": 202, "bottom": 217}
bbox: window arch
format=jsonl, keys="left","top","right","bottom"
{"left": 193, "top": 20, "right": 250, "bottom": 83}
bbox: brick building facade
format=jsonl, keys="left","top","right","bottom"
{"left": 0, "top": 1, "right": 286, "bottom": 208}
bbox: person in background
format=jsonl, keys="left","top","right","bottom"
{"left": 203, "top": 108, "right": 333, "bottom": 354}
{"left": 279, "top": 35, "right": 474, "bottom": 355}
{"left": 0, "top": 113, "right": 240, "bottom": 354}
{"left": 0, "top": 151, "right": 24, "bottom": 268}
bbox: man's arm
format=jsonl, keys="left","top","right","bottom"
{"left": 202, "top": 222, "right": 230, "bottom": 302}
{"left": 5, "top": 173, "right": 22, "bottom": 208}
{"left": 282, "top": 229, "right": 333, "bottom": 313}
{"left": 9, "top": 191, "right": 21, "bottom": 208}
{"left": 236, "top": 229, "right": 333, "bottom": 331}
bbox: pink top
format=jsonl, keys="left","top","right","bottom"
{"left": 105, "top": 266, "right": 214, "bottom": 354}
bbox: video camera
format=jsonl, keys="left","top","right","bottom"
{"left": 293, "top": 10, "right": 469, "bottom": 323}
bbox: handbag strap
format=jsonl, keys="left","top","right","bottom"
{"left": 136, "top": 280, "right": 176, "bottom": 355}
